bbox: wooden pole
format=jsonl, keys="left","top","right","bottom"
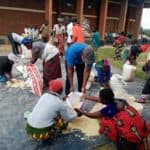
{"left": 133, "top": 2, "right": 144, "bottom": 39}
{"left": 45, "top": 0, "right": 52, "bottom": 33}
{"left": 98, "top": 0, "right": 108, "bottom": 40}
{"left": 118, "top": 0, "right": 128, "bottom": 33}
{"left": 76, "top": 0, "right": 84, "bottom": 24}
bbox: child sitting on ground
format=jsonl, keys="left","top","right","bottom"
{"left": 95, "top": 59, "right": 111, "bottom": 89}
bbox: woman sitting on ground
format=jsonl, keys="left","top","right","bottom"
{"left": 75, "top": 88, "right": 150, "bottom": 150}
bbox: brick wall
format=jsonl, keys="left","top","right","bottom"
{"left": 0, "top": 0, "right": 44, "bottom": 10}
{"left": 0, "top": 0, "right": 45, "bottom": 35}
{"left": 0, "top": 9, "right": 45, "bottom": 35}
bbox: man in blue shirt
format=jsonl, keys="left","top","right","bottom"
{"left": 65, "top": 42, "right": 95, "bottom": 95}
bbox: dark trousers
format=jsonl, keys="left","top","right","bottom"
{"left": 7, "top": 33, "right": 20, "bottom": 55}
{"left": 65, "top": 62, "right": 85, "bottom": 96}
{"left": 142, "top": 77, "right": 150, "bottom": 94}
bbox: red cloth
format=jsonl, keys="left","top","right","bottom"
{"left": 55, "top": 34, "right": 65, "bottom": 56}
{"left": 43, "top": 54, "right": 62, "bottom": 88}
{"left": 140, "top": 44, "right": 150, "bottom": 52}
{"left": 49, "top": 79, "right": 63, "bottom": 92}
{"left": 114, "top": 35, "right": 125, "bottom": 45}
{"left": 99, "top": 117, "right": 117, "bottom": 141}
{"left": 118, "top": 35, "right": 125, "bottom": 44}
{"left": 100, "top": 105, "right": 150, "bottom": 145}
{"left": 25, "top": 64, "right": 43, "bottom": 96}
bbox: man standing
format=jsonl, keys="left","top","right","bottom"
{"left": 65, "top": 42, "right": 95, "bottom": 95}
{"left": 72, "top": 18, "right": 85, "bottom": 43}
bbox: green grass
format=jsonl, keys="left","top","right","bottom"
{"left": 143, "top": 29, "right": 150, "bottom": 37}
{"left": 95, "top": 47, "right": 149, "bottom": 79}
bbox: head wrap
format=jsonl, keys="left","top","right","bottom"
{"left": 21, "top": 38, "right": 32, "bottom": 44}
{"left": 49, "top": 79, "right": 63, "bottom": 92}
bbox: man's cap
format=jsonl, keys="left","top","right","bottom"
{"left": 21, "top": 38, "right": 32, "bottom": 44}
{"left": 49, "top": 79, "right": 63, "bottom": 92}
{"left": 83, "top": 45, "right": 95, "bottom": 65}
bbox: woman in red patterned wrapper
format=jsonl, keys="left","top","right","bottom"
{"left": 75, "top": 88, "right": 150, "bottom": 150}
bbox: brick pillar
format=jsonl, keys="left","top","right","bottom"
{"left": 98, "top": 0, "right": 108, "bottom": 40}
{"left": 45, "top": 0, "right": 52, "bottom": 32}
{"left": 133, "top": 2, "right": 144, "bottom": 39}
{"left": 76, "top": 0, "right": 84, "bottom": 24}
{"left": 118, "top": 0, "right": 128, "bottom": 33}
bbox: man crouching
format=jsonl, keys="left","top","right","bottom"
{"left": 26, "top": 79, "right": 77, "bottom": 141}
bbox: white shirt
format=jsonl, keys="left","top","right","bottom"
{"left": 53, "top": 24, "right": 65, "bottom": 34}
{"left": 41, "top": 43, "right": 59, "bottom": 62}
{"left": 21, "top": 44, "right": 32, "bottom": 59}
{"left": 27, "top": 93, "right": 77, "bottom": 128}
{"left": 34, "top": 29, "right": 39, "bottom": 39}
{"left": 24, "top": 28, "right": 28, "bottom": 35}
{"left": 12, "top": 33, "right": 24, "bottom": 44}
{"left": 66, "top": 22, "right": 73, "bottom": 43}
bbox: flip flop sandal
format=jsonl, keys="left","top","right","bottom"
{"left": 138, "top": 98, "right": 145, "bottom": 103}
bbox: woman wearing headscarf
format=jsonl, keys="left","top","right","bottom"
{"left": 30, "top": 40, "right": 62, "bottom": 89}
{"left": 53, "top": 18, "right": 65, "bottom": 56}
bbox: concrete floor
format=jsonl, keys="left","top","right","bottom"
{"left": 0, "top": 50, "right": 149, "bottom": 150}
